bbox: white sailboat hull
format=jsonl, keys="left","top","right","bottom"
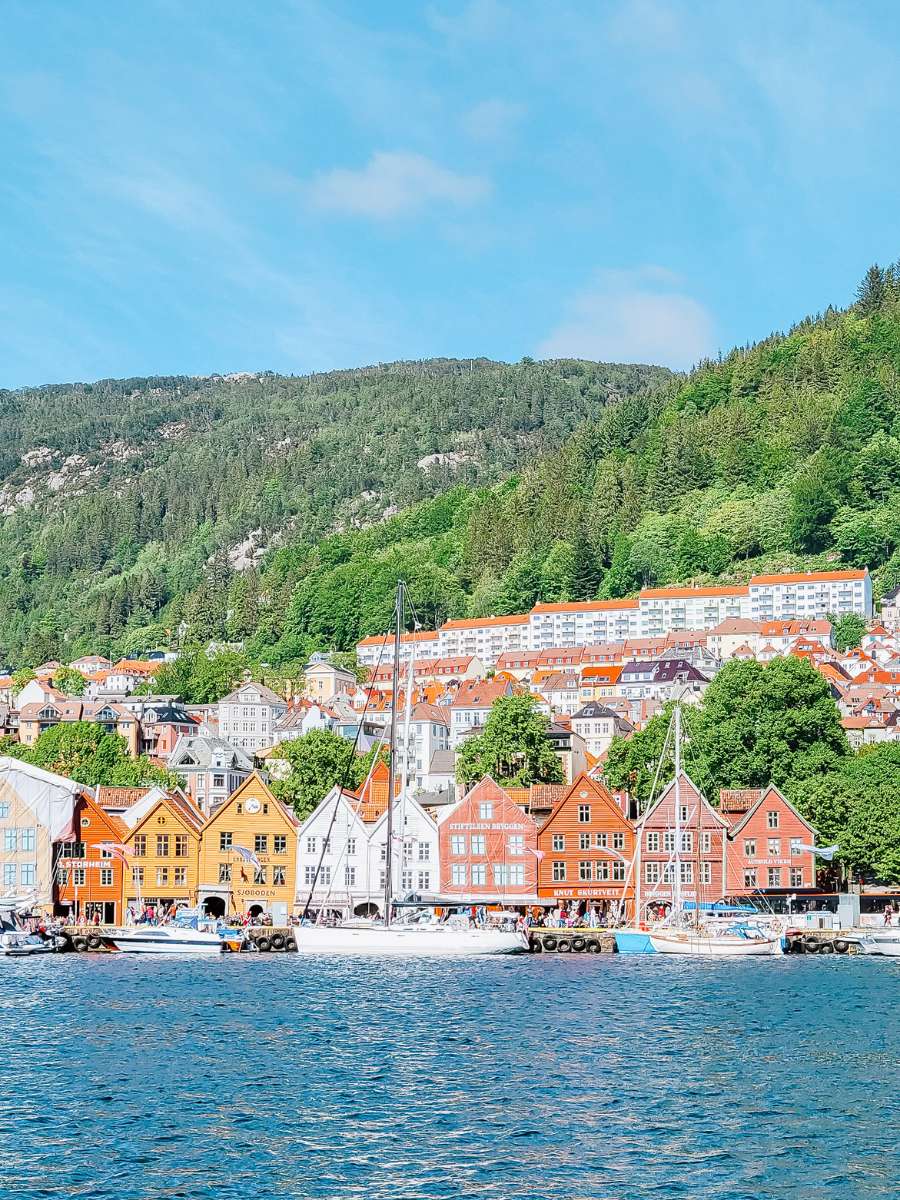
{"left": 649, "top": 931, "right": 783, "bottom": 956}
{"left": 293, "top": 924, "right": 528, "bottom": 956}
{"left": 102, "top": 927, "right": 223, "bottom": 955}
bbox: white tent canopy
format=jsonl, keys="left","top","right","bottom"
{"left": 0, "top": 756, "right": 90, "bottom": 842}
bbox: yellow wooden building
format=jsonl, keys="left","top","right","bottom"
{"left": 121, "top": 791, "right": 204, "bottom": 914}
{"left": 196, "top": 773, "right": 299, "bottom": 921}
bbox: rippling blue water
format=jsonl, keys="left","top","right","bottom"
{"left": 1, "top": 954, "right": 898, "bottom": 1199}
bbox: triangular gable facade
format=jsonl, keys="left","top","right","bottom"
{"left": 438, "top": 776, "right": 538, "bottom": 900}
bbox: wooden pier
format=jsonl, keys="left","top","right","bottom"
{"left": 528, "top": 927, "right": 617, "bottom": 953}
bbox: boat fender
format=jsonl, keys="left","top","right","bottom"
{"left": 803, "top": 937, "right": 820, "bottom": 953}
{"left": 255, "top": 936, "right": 271, "bottom": 952}
{"left": 87, "top": 935, "right": 102, "bottom": 950}
{"left": 818, "top": 941, "right": 835, "bottom": 954}
{"left": 528, "top": 938, "right": 542, "bottom": 953}
{"left": 585, "top": 939, "right": 601, "bottom": 953}
{"left": 283, "top": 937, "right": 297, "bottom": 952}
{"left": 541, "top": 936, "right": 557, "bottom": 952}
{"left": 557, "top": 939, "right": 571, "bottom": 953}
{"left": 570, "top": 937, "right": 586, "bottom": 952}
{"left": 833, "top": 939, "right": 849, "bottom": 954}
{"left": 73, "top": 936, "right": 89, "bottom": 952}
{"left": 270, "top": 934, "right": 285, "bottom": 950}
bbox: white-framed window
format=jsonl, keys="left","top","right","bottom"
{"left": 679, "top": 805, "right": 689, "bottom": 823}
{"left": 767, "top": 810, "right": 779, "bottom": 829}
{"left": 450, "top": 835, "right": 465, "bottom": 856}
{"left": 681, "top": 832, "right": 693, "bottom": 854}
{"left": 3, "top": 864, "right": 16, "bottom": 887}
{"left": 3, "top": 830, "right": 16, "bottom": 853}
{"left": 646, "top": 831, "right": 659, "bottom": 852}
{"left": 346, "top": 837, "right": 356, "bottom": 857}
{"left": 306, "top": 836, "right": 317, "bottom": 855}
{"left": 552, "top": 860, "right": 566, "bottom": 882}
{"left": 478, "top": 802, "right": 493, "bottom": 820}
{"left": 304, "top": 865, "right": 317, "bottom": 885}
{"left": 577, "top": 804, "right": 591, "bottom": 823}
{"left": 99, "top": 868, "right": 113, "bottom": 887}
{"left": 552, "top": 833, "right": 565, "bottom": 851}
{"left": 471, "top": 864, "right": 487, "bottom": 886}
{"left": 767, "top": 867, "right": 782, "bottom": 887}
{"left": 0, "top": 803, "right": 8, "bottom": 818}
{"left": 744, "top": 839, "right": 756, "bottom": 858}
{"left": 596, "top": 831, "right": 608, "bottom": 848}
{"left": 612, "top": 861, "right": 625, "bottom": 881}
{"left": 508, "top": 835, "right": 524, "bottom": 856}
{"left": 578, "top": 860, "right": 592, "bottom": 881}
{"left": 744, "top": 869, "right": 757, "bottom": 888}
{"left": 790, "top": 838, "right": 803, "bottom": 855}
{"left": 612, "top": 831, "right": 624, "bottom": 850}
{"left": 132, "top": 867, "right": 144, "bottom": 886}
{"left": 700, "top": 831, "right": 711, "bottom": 854}
{"left": 595, "top": 860, "right": 610, "bottom": 881}
{"left": 768, "top": 839, "right": 781, "bottom": 856}
{"left": 20, "top": 828, "right": 35, "bottom": 852}
{"left": 700, "top": 862, "right": 711, "bottom": 885}
{"left": 790, "top": 868, "right": 803, "bottom": 887}
{"left": 345, "top": 865, "right": 356, "bottom": 887}
{"left": 219, "top": 862, "right": 232, "bottom": 883}
{"left": 644, "top": 862, "right": 660, "bottom": 884}
{"left": 156, "top": 868, "right": 168, "bottom": 886}
{"left": 72, "top": 867, "right": 86, "bottom": 887}
{"left": 417, "top": 871, "right": 430, "bottom": 890}
{"left": 508, "top": 864, "right": 524, "bottom": 886}
{"left": 663, "top": 830, "right": 675, "bottom": 853}
{"left": 451, "top": 864, "right": 467, "bottom": 885}
{"left": 471, "top": 834, "right": 486, "bottom": 856}
{"left": 680, "top": 862, "right": 693, "bottom": 884}
{"left": 174, "top": 867, "right": 187, "bottom": 886}
{"left": 579, "top": 832, "right": 591, "bottom": 850}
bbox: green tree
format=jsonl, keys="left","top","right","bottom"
{"left": 456, "top": 695, "right": 564, "bottom": 788}
{"left": 268, "top": 729, "right": 373, "bottom": 819}
{"left": 788, "top": 470, "right": 835, "bottom": 552}
{"left": 52, "top": 667, "right": 86, "bottom": 697}
{"left": 23, "top": 722, "right": 173, "bottom": 788}
{"left": 11, "top": 668, "right": 35, "bottom": 691}
{"left": 830, "top": 611, "right": 867, "bottom": 652}
{"left": 856, "top": 263, "right": 887, "bottom": 315}
{"left": 602, "top": 706, "right": 675, "bottom": 807}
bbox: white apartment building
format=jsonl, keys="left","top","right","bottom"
{"left": 394, "top": 703, "right": 451, "bottom": 790}
{"left": 529, "top": 600, "right": 640, "bottom": 651}
{"left": 217, "top": 682, "right": 287, "bottom": 753}
{"left": 747, "top": 570, "right": 872, "bottom": 622}
{"left": 437, "top": 614, "right": 530, "bottom": 661}
{"left": 637, "top": 587, "right": 747, "bottom": 637}
{"left": 356, "top": 631, "right": 440, "bottom": 669}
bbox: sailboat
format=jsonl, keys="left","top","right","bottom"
{"left": 292, "top": 581, "right": 528, "bottom": 956}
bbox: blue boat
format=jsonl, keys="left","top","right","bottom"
{"left": 613, "top": 929, "right": 656, "bottom": 954}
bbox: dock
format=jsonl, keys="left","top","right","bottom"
{"left": 528, "top": 927, "right": 617, "bottom": 953}
{"left": 59, "top": 925, "right": 299, "bottom": 952}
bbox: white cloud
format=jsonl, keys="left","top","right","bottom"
{"left": 307, "top": 151, "right": 490, "bottom": 219}
{"left": 462, "top": 98, "right": 525, "bottom": 142}
{"left": 536, "top": 267, "right": 715, "bottom": 370}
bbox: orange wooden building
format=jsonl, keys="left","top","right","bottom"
{"left": 537, "top": 773, "right": 635, "bottom": 917}
{"left": 55, "top": 791, "right": 129, "bottom": 924}
{"left": 438, "top": 777, "right": 539, "bottom": 902}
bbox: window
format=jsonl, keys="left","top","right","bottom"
{"left": 663, "top": 831, "right": 675, "bottom": 853}
{"left": 3, "top": 864, "right": 15, "bottom": 887}
{"left": 132, "top": 834, "right": 147, "bottom": 857}
{"left": 596, "top": 832, "right": 608, "bottom": 848}
{"left": 306, "top": 837, "right": 317, "bottom": 855}
{"left": 790, "top": 838, "right": 803, "bottom": 856}
{"left": 132, "top": 867, "right": 144, "bottom": 886}
{"left": 646, "top": 831, "right": 659, "bottom": 852}
{"left": 254, "top": 834, "right": 268, "bottom": 854}
{"left": 645, "top": 862, "right": 660, "bottom": 884}
{"left": 0, "top": 803, "right": 8, "bottom": 818}
{"left": 508, "top": 835, "right": 524, "bottom": 856}
{"left": 680, "top": 862, "right": 693, "bottom": 884}
{"left": 744, "top": 839, "right": 756, "bottom": 858}
{"left": 218, "top": 862, "right": 232, "bottom": 883}
{"left": 451, "top": 864, "right": 467, "bottom": 885}
{"left": 579, "top": 832, "right": 591, "bottom": 850}
{"left": 20, "top": 828, "right": 35, "bottom": 853}
{"left": 274, "top": 834, "right": 287, "bottom": 854}
{"left": 471, "top": 864, "right": 487, "bottom": 886}
{"left": 272, "top": 866, "right": 286, "bottom": 886}
{"left": 471, "top": 834, "right": 486, "bottom": 856}
{"left": 744, "top": 869, "right": 757, "bottom": 888}
{"left": 700, "top": 862, "right": 711, "bottom": 886}
{"left": 417, "top": 842, "right": 430, "bottom": 862}
{"left": 579, "top": 861, "right": 593, "bottom": 881}
{"left": 156, "top": 835, "right": 169, "bottom": 857}
{"left": 612, "top": 831, "right": 624, "bottom": 850}
{"left": 321, "top": 866, "right": 332, "bottom": 886}
{"left": 173, "top": 867, "right": 187, "bottom": 886}
{"left": 418, "top": 871, "right": 430, "bottom": 891}
{"left": 768, "top": 839, "right": 781, "bottom": 856}
{"left": 596, "top": 860, "right": 610, "bottom": 881}
{"left": 680, "top": 832, "right": 693, "bottom": 854}
{"left": 767, "top": 867, "right": 782, "bottom": 887}
{"left": 552, "top": 860, "right": 567, "bottom": 882}
{"left": 219, "top": 831, "right": 233, "bottom": 851}
{"left": 700, "top": 831, "right": 711, "bottom": 854}
{"left": 156, "top": 868, "right": 169, "bottom": 886}
{"left": 552, "top": 833, "right": 565, "bottom": 851}
{"left": 680, "top": 805, "right": 689, "bottom": 823}
{"left": 72, "top": 868, "right": 86, "bottom": 887}
{"left": 612, "top": 861, "right": 626, "bottom": 881}
{"left": 174, "top": 835, "right": 188, "bottom": 858}
{"left": 790, "top": 868, "right": 803, "bottom": 888}
{"left": 3, "top": 830, "right": 16, "bottom": 853}
{"left": 508, "top": 864, "right": 524, "bottom": 886}
{"left": 663, "top": 863, "right": 675, "bottom": 883}
{"left": 344, "top": 865, "right": 356, "bottom": 887}
{"left": 100, "top": 867, "right": 113, "bottom": 887}
{"left": 578, "top": 804, "right": 591, "bottom": 823}
{"left": 767, "top": 810, "right": 779, "bottom": 829}
{"left": 450, "top": 835, "right": 465, "bottom": 856}
{"left": 478, "top": 801, "right": 493, "bottom": 820}
{"left": 213, "top": 774, "right": 225, "bottom": 788}
{"left": 343, "top": 837, "right": 355, "bottom": 857}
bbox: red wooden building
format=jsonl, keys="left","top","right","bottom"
{"left": 437, "top": 777, "right": 538, "bottom": 903}
{"left": 537, "top": 773, "right": 635, "bottom": 918}
{"left": 722, "top": 785, "right": 817, "bottom": 896}
{"left": 636, "top": 772, "right": 729, "bottom": 914}
{"left": 54, "top": 791, "right": 128, "bottom": 924}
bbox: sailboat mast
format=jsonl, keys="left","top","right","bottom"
{"left": 383, "top": 580, "right": 404, "bottom": 927}
{"left": 673, "top": 703, "right": 682, "bottom": 915}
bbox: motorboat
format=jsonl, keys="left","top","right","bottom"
{"left": 293, "top": 919, "right": 528, "bottom": 956}
{"left": 853, "top": 930, "right": 900, "bottom": 957}
{"left": 1, "top": 929, "right": 65, "bottom": 956}
{"left": 97, "top": 924, "right": 224, "bottom": 955}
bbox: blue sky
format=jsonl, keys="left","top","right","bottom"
{"left": 2, "top": 0, "right": 899, "bottom": 386}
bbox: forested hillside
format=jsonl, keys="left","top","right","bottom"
{"left": 0, "top": 358, "right": 665, "bottom": 665}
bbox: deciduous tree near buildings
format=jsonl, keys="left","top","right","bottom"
{"left": 455, "top": 695, "right": 564, "bottom": 788}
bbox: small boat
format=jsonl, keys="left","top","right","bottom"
{"left": 649, "top": 926, "right": 783, "bottom": 956}
{"left": 854, "top": 931, "right": 900, "bottom": 957}
{"left": 293, "top": 918, "right": 527, "bottom": 956}
{"left": 98, "top": 925, "right": 224, "bottom": 955}
{"left": 0, "top": 930, "right": 65, "bottom": 957}
{"left": 613, "top": 928, "right": 656, "bottom": 955}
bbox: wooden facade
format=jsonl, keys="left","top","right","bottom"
{"left": 55, "top": 792, "right": 128, "bottom": 924}
{"left": 122, "top": 793, "right": 203, "bottom": 914}
{"left": 438, "top": 776, "right": 538, "bottom": 902}
{"left": 724, "top": 785, "right": 817, "bottom": 895}
{"left": 637, "top": 772, "right": 729, "bottom": 911}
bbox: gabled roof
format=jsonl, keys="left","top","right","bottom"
{"left": 540, "top": 772, "right": 631, "bottom": 836}
{"left": 727, "top": 784, "right": 817, "bottom": 838}
{"left": 450, "top": 678, "right": 514, "bottom": 709}
{"left": 639, "top": 771, "right": 730, "bottom": 830}
{"left": 201, "top": 772, "right": 299, "bottom": 829}
{"left": 219, "top": 681, "right": 286, "bottom": 706}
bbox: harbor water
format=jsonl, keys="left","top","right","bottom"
{"left": 1, "top": 954, "right": 898, "bottom": 1199}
